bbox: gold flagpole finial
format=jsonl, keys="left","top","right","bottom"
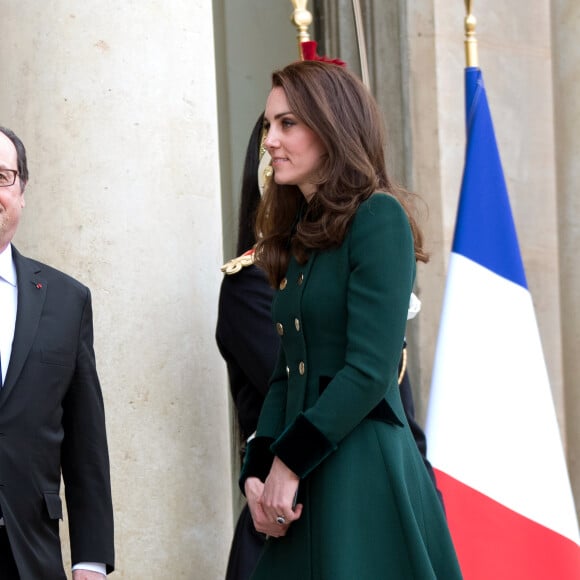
{"left": 465, "top": 0, "right": 478, "bottom": 68}
{"left": 290, "top": 0, "right": 313, "bottom": 59}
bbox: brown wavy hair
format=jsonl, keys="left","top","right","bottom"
{"left": 254, "top": 60, "right": 427, "bottom": 287}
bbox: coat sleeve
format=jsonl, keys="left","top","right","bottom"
{"left": 61, "top": 288, "right": 115, "bottom": 573}
{"left": 270, "top": 194, "right": 416, "bottom": 478}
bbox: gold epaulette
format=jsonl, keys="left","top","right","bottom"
{"left": 398, "top": 346, "right": 407, "bottom": 385}
{"left": 221, "top": 248, "right": 255, "bottom": 275}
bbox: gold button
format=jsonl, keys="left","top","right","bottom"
{"left": 297, "top": 273, "right": 304, "bottom": 285}
{"left": 276, "top": 322, "right": 284, "bottom": 336}
{"left": 298, "top": 361, "right": 305, "bottom": 375}
{"left": 294, "top": 318, "right": 300, "bottom": 332}
{"left": 279, "top": 278, "right": 287, "bottom": 290}
{"left": 286, "top": 366, "right": 290, "bottom": 377}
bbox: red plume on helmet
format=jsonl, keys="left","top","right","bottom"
{"left": 300, "top": 40, "right": 346, "bottom": 67}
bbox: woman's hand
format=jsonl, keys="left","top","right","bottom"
{"left": 245, "top": 475, "right": 287, "bottom": 538}
{"left": 259, "top": 457, "right": 303, "bottom": 533}
{"left": 245, "top": 458, "right": 303, "bottom": 538}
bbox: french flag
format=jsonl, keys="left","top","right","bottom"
{"left": 425, "top": 67, "right": 580, "bottom": 578}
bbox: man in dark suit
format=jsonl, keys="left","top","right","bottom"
{"left": 0, "top": 126, "right": 114, "bottom": 579}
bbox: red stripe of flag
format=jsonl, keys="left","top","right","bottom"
{"left": 435, "top": 469, "right": 580, "bottom": 579}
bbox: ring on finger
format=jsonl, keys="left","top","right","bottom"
{"left": 275, "top": 515, "right": 286, "bottom": 525}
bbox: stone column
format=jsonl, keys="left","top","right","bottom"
{"left": 1, "top": 2, "right": 232, "bottom": 577}
{"left": 552, "top": 0, "right": 580, "bottom": 511}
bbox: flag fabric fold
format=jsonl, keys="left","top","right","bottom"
{"left": 425, "top": 67, "right": 580, "bottom": 579}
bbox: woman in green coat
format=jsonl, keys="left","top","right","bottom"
{"left": 240, "top": 60, "right": 462, "bottom": 579}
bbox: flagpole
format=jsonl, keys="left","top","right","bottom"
{"left": 465, "top": 0, "right": 478, "bottom": 67}
{"left": 352, "top": 0, "right": 371, "bottom": 89}
{"left": 290, "top": 0, "right": 312, "bottom": 60}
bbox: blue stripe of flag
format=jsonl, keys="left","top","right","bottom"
{"left": 452, "top": 67, "right": 527, "bottom": 289}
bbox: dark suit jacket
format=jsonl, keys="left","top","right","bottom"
{"left": 0, "top": 246, "right": 114, "bottom": 579}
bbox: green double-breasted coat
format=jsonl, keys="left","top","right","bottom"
{"left": 242, "top": 194, "right": 462, "bottom": 579}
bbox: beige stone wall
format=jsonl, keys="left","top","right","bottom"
{"left": 1, "top": 2, "right": 231, "bottom": 578}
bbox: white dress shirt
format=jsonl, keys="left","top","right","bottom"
{"left": 0, "top": 244, "right": 17, "bottom": 386}
{"left": 0, "top": 244, "right": 105, "bottom": 578}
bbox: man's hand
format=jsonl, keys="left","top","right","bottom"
{"left": 72, "top": 571, "right": 106, "bottom": 580}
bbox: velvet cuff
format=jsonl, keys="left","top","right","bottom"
{"left": 238, "top": 436, "right": 275, "bottom": 495}
{"left": 271, "top": 413, "right": 336, "bottom": 479}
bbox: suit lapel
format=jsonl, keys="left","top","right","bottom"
{"left": 0, "top": 248, "right": 47, "bottom": 404}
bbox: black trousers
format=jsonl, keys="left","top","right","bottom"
{"left": 0, "top": 526, "right": 20, "bottom": 579}
{"left": 225, "top": 504, "right": 265, "bottom": 580}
